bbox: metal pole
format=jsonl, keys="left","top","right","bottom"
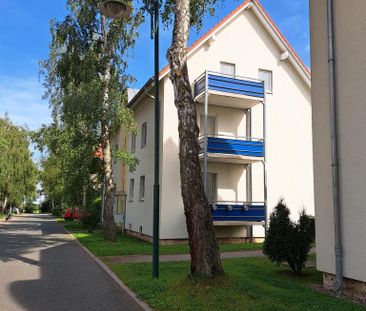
{"left": 327, "top": 0, "right": 343, "bottom": 296}
{"left": 246, "top": 109, "right": 253, "bottom": 242}
{"left": 203, "top": 70, "right": 209, "bottom": 192}
{"left": 152, "top": 0, "right": 160, "bottom": 279}
{"left": 262, "top": 98, "right": 268, "bottom": 234}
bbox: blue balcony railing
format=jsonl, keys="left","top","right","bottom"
{"left": 200, "top": 135, "right": 264, "bottom": 158}
{"left": 194, "top": 71, "right": 265, "bottom": 99}
{"left": 211, "top": 202, "right": 266, "bottom": 222}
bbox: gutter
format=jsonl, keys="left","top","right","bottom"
{"left": 127, "top": 77, "right": 154, "bottom": 109}
{"left": 326, "top": 0, "right": 343, "bottom": 296}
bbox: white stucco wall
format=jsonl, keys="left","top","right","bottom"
{"left": 159, "top": 7, "right": 313, "bottom": 240}
{"left": 125, "top": 4, "right": 313, "bottom": 241}
{"left": 125, "top": 96, "right": 155, "bottom": 235}
{"left": 310, "top": 0, "right": 366, "bottom": 283}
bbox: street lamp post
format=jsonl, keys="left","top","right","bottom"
{"left": 151, "top": 0, "right": 160, "bottom": 280}
{"left": 99, "top": 0, "right": 160, "bottom": 279}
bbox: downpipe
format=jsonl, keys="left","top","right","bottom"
{"left": 327, "top": 0, "right": 343, "bottom": 296}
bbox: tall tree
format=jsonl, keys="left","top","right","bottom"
{"left": 0, "top": 116, "right": 37, "bottom": 213}
{"left": 141, "top": 0, "right": 225, "bottom": 277}
{"left": 167, "top": 0, "right": 223, "bottom": 278}
{"left": 41, "top": 0, "right": 140, "bottom": 240}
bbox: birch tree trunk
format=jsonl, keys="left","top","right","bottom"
{"left": 167, "top": 0, "right": 224, "bottom": 277}
{"left": 101, "top": 16, "right": 116, "bottom": 241}
{"left": 3, "top": 197, "right": 8, "bottom": 212}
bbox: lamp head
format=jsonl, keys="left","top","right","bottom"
{"left": 99, "top": 0, "right": 132, "bottom": 18}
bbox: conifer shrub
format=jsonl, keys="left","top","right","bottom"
{"left": 263, "top": 199, "right": 313, "bottom": 275}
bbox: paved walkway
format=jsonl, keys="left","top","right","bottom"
{"left": 104, "top": 249, "right": 265, "bottom": 264}
{"left": 0, "top": 214, "right": 143, "bottom": 311}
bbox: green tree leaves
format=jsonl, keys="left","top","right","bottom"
{"left": 0, "top": 116, "right": 37, "bottom": 211}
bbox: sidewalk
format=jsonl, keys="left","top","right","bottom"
{"left": 103, "top": 249, "right": 264, "bottom": 264}
{"left": 103, "top": 248, "right": 316, "bottom": 265}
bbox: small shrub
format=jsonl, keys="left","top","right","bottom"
{"left": 263, "top": 199, "right": 313, "bottom": 275}
{"left": 24, "top": 203, "right": 38, "bottom": 214}
{"left": 51, "top": 207, "right": 64, "bottom": 217}
{"left": 81, "top": 197, "right": 101, "bottom": 232}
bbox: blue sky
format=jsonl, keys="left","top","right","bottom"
{"left": 0, "top": 0, "right": 310, "bottom": 131}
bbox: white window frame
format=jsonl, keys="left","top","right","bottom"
{"left": 141, "top": 122, "right": 147, "bottom": 148}
{"left": 139, "top": 175, "right": 145, "bottom": 201}
{"left": 259, "top": 69, "right": 273, "bottom": 93}
{"left": 202, "top": 172, "right": 217, "bottom": 204}
{"left": 199, "top": 115, "right": 217, "bottom": 136}
{"left": 129, "top": 178, "right": 134, "bottom": 202}
{"left": 131, "top": 133, "right": 136, "bottom": 153}
{"left": 220, "top": 62, "right": 236, "bottom": 76}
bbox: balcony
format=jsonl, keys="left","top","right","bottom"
{"left": 199, "top": 135, "right": 264, "bottom": 164}
{"left": 194, "top": 71, "right": 265, "bottom": 109}
{"left": 211, "top": 201, "right": 266, "bottom": 225}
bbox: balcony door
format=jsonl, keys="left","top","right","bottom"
{"left": 200, "top": 115, "right": 216, "bottom": 136}
{"left": 206, "top": 173, "right": 217, "bottom": 204}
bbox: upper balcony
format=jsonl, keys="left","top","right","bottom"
{"left": 199, "top": 135, "right": 264, "bottom": 164}
{"left": 194, "top": 71, "right": 265, "bottom": 109}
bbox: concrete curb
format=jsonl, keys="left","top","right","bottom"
{"left": 61, "top": 224, "right": 152, "bottom": 311}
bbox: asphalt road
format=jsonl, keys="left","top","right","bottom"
{"left": 0, "top": 214, "right": 144, "bottom": 311}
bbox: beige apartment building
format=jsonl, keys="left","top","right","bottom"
{"left": 113, "top": 0, "right": 313, "bottom": 243}
{"left": 310, "top": 0, "right": 366, "bottom": 298}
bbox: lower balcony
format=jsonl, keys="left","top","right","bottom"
{"left": 211, "top": 201, "right": 266, "bottom": 226}
{"left": 200, "top": 135, "right": 264, "bottom": 164}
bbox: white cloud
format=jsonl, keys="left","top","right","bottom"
{"left": 0, "top": 75, "right": 51, "bottom": 130}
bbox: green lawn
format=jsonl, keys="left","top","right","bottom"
{"left": 58, "top": 220, "right": 263, "bottom": 257}
{"left": 0, "top": 213, "right": 5, "bottom": 220}
{"left": 108, "top": 258, "right": 365, "bottom": 311}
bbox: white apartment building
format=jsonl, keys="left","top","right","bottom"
{"left": 113, "top": 0, "right": 313, "bottom": 243}
{"left": 310, "top": 0, "right": 366, "bottom": 298}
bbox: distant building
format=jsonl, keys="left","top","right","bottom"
{"left": 113, "top": 0, "right": 313, "bottom": 243}
{"left": 310, "top": 0, "right": 366, "bottom": 298}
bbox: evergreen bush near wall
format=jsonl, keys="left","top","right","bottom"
{"left": 263, "top": 199, "right": 313, "bottom": 275}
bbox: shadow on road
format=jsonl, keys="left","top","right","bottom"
{"left": 1, "top": 214, "right": 142, "bottom": 311}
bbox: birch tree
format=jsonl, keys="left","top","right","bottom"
{"left": 141, "top": 0, "right": 225, "bottom": 277}
{"left": 167, "top": 0, "right": 224, "bottom": 278}
{"left": 41, "top": 0, "right": 141, "bottom": 240}
{"left": 0, "top": 116, "right": 37, "bottom": 212}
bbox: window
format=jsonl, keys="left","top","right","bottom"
{"left": 139, "top": 176, "right": 145, "bottom": 201}
{"left": 200, "top": 115, "right": 216, "bottom": 136}
{"left": 131, "top": 133, "right": 136, "bottom": 153}
{"left": 116, "top": 195, "right": 125, "bottom": 214}
{"left": 259, "top": 69, "right": 273, "bottom": 93}
{"left": 206, "top": 173, "right": 217, "bottom": 204}
{"left": 113, "top": 144, "right": 118, "bottom": 164}
{"left": 129, "top": 179, "right": 134, "bottom": 201}
{"left": 220, "top": 62, "right": 236, "bottom": 76}
{"left": 141, "top": 122, "right": 147, "bottom": 148}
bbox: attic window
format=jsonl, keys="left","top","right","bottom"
{"left": 259, "top": 69, "right": 273, "bottom": 93}
{"left": 220, "top": 62, "right": 236, "bottom": 76}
